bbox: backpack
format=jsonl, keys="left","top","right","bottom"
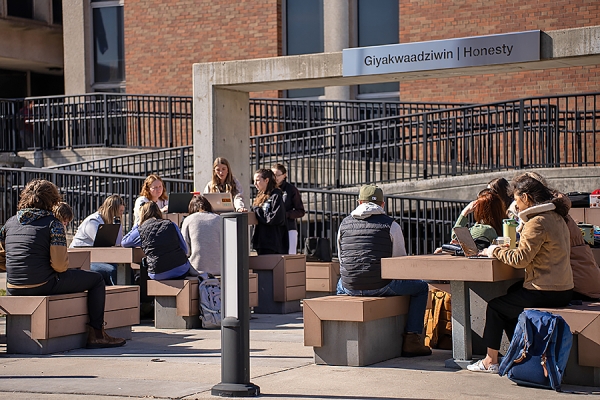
{"left": 198, "top": 272, "right": 222, "bottom": 329}
{"left": 499, "top": 309, "right": 573, "bottom": 391}
{"left": 304, "top": 237, "right": 332, "bottom": 262}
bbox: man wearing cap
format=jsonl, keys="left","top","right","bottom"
{"left": 336, "top": 184, "right": 431, "bottom": 357}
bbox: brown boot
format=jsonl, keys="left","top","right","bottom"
{"left": 86, "top": 325, "right": 126, "bottom": 349}
{"left": 402, "top": 332, "right": 432, "bottom": 357}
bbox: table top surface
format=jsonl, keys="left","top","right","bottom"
{"left": 68, "top": 246, "right": 144, "bottom": 263}
{"left": 381, "top": 254, "right": 524, "bottom": 282}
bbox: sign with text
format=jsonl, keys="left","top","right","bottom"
{"left": 343, "top": 31, "right": 540, "bottom": 77}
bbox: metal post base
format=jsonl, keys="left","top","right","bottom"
{"left": 211, "top": 382, "right": 260, "bottom": 397}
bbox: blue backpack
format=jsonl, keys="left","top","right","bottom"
{"left": 499, "top": 309, "right": 572, "bottom": 391}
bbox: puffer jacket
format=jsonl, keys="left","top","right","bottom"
{"left": 492, "top": 203, "right": 573, "bottom": 291}
{"left": 565, "top": 215, "right": 600, "bottom": 298}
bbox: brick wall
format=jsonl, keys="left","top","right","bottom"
{"left": 399, "top": 0, "right": 600, "bottom": 103}
{"left": 124, "top": 0, "right": 281, "bottom": 97}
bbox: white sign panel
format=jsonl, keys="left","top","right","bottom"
{"left": 343, "top": 31, "right": 540, "bottom": 77}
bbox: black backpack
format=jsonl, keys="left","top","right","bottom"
{"left": 304, "top": 237, "right": 332, "bottom": 262}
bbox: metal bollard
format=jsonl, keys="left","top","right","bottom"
{"left": 211, "top": 212, "right": 260, "bottom": 397}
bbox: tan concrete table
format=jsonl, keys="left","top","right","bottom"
{"left": 381, "top": 254, "right": 524, "bottom": 368}
{"left": 68, "top": 247, "right": 145, "bottom": 284}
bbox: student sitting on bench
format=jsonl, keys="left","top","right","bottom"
{"left": 0, "top": 179, "right": 125, "bottom": 349}
{"left": 122, "top": 202, "right": 196, "bottom": 280}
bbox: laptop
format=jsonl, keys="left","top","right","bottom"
{"left": 453, "top": 226, "right": 491, "bottom": 258}
{"left": 167, "top": 192, "right": 194, "bottom": 213}
{"left": 93, "top": 224, "right": 121, "bottom": 247}
{"left": 203, "top": 192, "right": 235, "bottom": 213}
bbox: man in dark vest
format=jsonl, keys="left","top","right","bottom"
{"left": 336, "top": 185, "right": 431, "bottom": 357}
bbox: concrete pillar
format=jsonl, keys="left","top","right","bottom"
{"left": 62, "top": 0, "right": 91, "bottom": 94}
{"left": 193, "top": 81, "right": 250, "bottom": 202}
{"left": 323, "top": 0, "right": 353, "bottom": 100}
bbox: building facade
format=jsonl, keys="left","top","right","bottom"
{"left": 2, "top": 0, "right": 600, "bottom": 102}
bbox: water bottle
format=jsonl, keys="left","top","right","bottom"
{"left": 502, "top": 219, "right": 518, "bottom": 249}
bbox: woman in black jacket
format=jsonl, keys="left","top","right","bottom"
{"left": 272, "top": 163, "right": 305, "bottom": 254}
{"left": 251, "top": 169, "right": 288, "bottom": 255}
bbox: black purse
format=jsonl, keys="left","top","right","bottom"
{"left": 303, "top": 237, "right": 333, "bottom": 262}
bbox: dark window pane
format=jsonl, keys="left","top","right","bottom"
{"left": 7, "top": 0, "right": 34, "bottom": 19}
{"left": 357, "top": 0, "right": 399, "bottom": 95}
{"left": 52, "top": 0, "right": 63, "bottom": 25}
{"left": 93, "top": 6, "right": 125, "bottom": 83}
{"left": 285, "top": 0, "right": 324, "bottom": 98}
{"left": 0, "top": 69, "right": 27, "bottom": 98}
{"left": 30, "top": 72, "right": 64, "bottom": 97}
{"left": 286, "top": 0, "right": 323, "bottom": 55}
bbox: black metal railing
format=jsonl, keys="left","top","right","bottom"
{"left": 0, "top": 167, "right": 467, "bottom": 256}
{"left": 250, "top": 98, "right": 467, "bottom": 136}
{"left": 252, "top": 92, "right": 600, "bottom": 188}
{"left": 0, "top": 167, "right": 193, "bottom": 235}
{"left": 0, "top": 94, "right": 192, "bottom": 151}
{"left": 48, "top": 145, "right": 193, "bottom": 180}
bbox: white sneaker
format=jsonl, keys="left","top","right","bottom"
{"left": 466, "top": 359, "right": 499, "bottom": 373}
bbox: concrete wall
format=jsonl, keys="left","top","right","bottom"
{"left": 0, "top": 19, "right": 63, "bottom": 72}
{"left": 15, "top": 147, "right": 146, "bottom": 168}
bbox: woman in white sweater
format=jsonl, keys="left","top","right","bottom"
{"left": 181, "top": 195, "right": 222, "bottom": 276}
{"left": 133, "top": 174, "right": 169, "bottom": 225}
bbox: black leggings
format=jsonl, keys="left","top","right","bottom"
{"left": 483, "top": 281, "right": 572, "bottom": 350}
{"left": 8, "top": 269, "right": 106, "bottom": 330}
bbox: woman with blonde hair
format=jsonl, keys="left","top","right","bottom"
{"left": 251, "top": 169, "right": 288, "bottom": 255}
{"left": 122, "top": 202, "right": 194, "bottom": 280}
{"left": 203, "top": 157, "right": 247, "bottom": 212}
{"left": 70, "top": 195, "right": 125, "bottom": 285}
{"left": 134, "top": 174, "right": 169, "bottom": 225}
{"left": 0, "top": 180, "right": 125, "bottom": 349}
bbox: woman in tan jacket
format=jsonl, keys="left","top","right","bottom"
{"left": 467, "top": 175, "right": 573, "bottom": 373}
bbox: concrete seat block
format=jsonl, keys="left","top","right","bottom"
{"left": 304, "top": 295, "right": 409, "bottom": 366}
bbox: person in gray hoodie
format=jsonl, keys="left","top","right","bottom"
{"left": 336, "top": 184, "right": 431, "bottom": 357}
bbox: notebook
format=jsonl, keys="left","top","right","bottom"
{"left": 167, "top": 192, "right": 193, "bottom": 213}
{"left": 203, "top": 192, "right": 235, "bottom": 213}
{"left": 453, "top": 226, "right": 491, "bottom": 258}
{"left": 93, "top": 224, "right": 121, "bottom": 247}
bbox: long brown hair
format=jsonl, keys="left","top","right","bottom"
{"left": 207, "top": 157, "right": 239, "bottom": 196}
{"left": 139, "top": 202, "right": 163, "bottom": 225}
{"left": 18, "top": 179, "right": 62, "bottom": 211}
{"left": 488, "top": 177, "right": 512, "bottom": 210}
{"left": 188, "top": 194, "right": 213, "bottom": 214}
{"left": 474, "top": 189, "right": 506, "bottom": 235}
{"left": 511, "top": 175, "right": 569, "bottom": 218}
{"left": 139, "top": 174, "right": 168, "bottom": 201}
{"left": 97, "top": 195, "right": 124, "bottom": 224}
{"left": 253, "top": 169, "right": 277, "bottom": 207}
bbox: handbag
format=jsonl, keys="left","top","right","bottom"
{"left": 303, "top": 237, "right": 332, "bottom": 262}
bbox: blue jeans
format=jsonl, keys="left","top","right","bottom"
{"left": 337, "top": 278, "right": 429, "bottom": 334}
{"left": 91, "top": 262, "right": 117, "bottom": 286}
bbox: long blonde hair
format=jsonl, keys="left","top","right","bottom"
{"left": 98, "top": 195, "right": 124, "bottom": 224}
{"left": 207, "top": 157, "right": 239, "bottom": 196}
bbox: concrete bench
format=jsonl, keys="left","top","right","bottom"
{"left": 249, "top": 270, "right": 258, "bottom": 308}
{"left": 0, "top": 285, "right": 139, "bottom": 354}
{"left": 147, "top": 278, "right": 200, "bottom": 329}
{"left": 249, "top": 254, "right": 306, "bottom": 314}
{"left": 305, "top": 261, "right": 340, "bottom": 298}
{"left": 534, "top": 302, "right": 600, "bottom": 387}
{"left": 303, "top": 295, "right": 409, "bottom": 366}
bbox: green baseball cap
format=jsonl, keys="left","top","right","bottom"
{"left": 358, "top": 185, "right": 384, "bottom": 203}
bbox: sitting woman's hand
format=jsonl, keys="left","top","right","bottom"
{"left": 461, "top": 200, "right": 478, "bottom": 216}
{"left": 481, "top": 245, "right": 497, "bottom": 257}
{"left": 434, "top": 247, "right": 443, "bottom": 254}
{"left": 236, "top": 207, "right": 248, "bottom": 212}
{"left": 160, "top": 205, "right": 169, "bottom": 213}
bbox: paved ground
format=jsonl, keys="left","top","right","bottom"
{"left": 0, "top": 311, "right": 598, "bottom": 400}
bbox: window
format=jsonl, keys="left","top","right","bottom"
{"left": 52, "top": 0, "right": 63, "bottom": 25}
{"left": 92, "top": 3, "right": 125, "bottom": 88}
{"left": 357, "top": 0, "right": 399, "bottom": 99}
{"left": 285, "top": 0, "right": 324, "bottom": 98}
{"left": 7, "top": 0, "right": 34, "bottom": 19}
